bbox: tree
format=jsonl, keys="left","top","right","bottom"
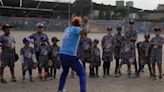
{"left": 98, "top": 10, "right": 106, "bottom": 19}
{"left": 113, "top": 6, "right": 129, "bottom": 20}
{"left": 106, "top": 10, "right": 112, "bottom": 20}
{"left": 73, "top": 0, "right": 92, "bottom": 17}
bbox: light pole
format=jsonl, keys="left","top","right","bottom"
{"left": 68, "top": 0, "right": 71, "bottom": 26}
{"left": 90, "top": 0, "right": 93, "bottom": 19}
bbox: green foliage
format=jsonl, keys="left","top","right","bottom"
{"left": 98, "top": 11, "right": 106, "bottom": 19}
{"left": 113, "top": 6, "right": 129, "bottom": 19}
{"left": 160, "top": 17, "right": 164, "bottom": 21}
{"left": 73, "top": 0, "right": 92, "bottom": 17}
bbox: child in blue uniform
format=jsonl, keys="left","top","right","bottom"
{"left": 50, "top": 37, "right": 61, "bottom": 79}
{"left": 78, "top": 32, "right": 92, "bottom": 69}
{"left": 29, "top": 23, "right": 50, "bottom": 60}
{"left": 150, "top": 28, "right": 164, "bottom": 80}
{"left": 115, "top": 34, "right": 135, "bottom": 77}
{"left": 114, "top": 26, "right": 123, "bottom": 75}
{"left": 101, "top": 27, "right": 115, "bottom": 77}
{"left": 136, "top": 34, "right": 153, "bottom": 78}
{"left": 125, "top": 21, "right": 138, "bottom": 72}
{"left": 37, "top": 36, "right": 51, "bottom": 80}
{"left": 20, "top": 37, "right": 37, "bottom": 82}
{"left": 0, "top": 24, "right": 17, "bottom": 83}
{"left": 90, "top": 39, "right": 101, "bottom": 77}
{"left": 29, "top": 23, "right": 50, "bottom": 77}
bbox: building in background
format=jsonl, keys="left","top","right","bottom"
{"left": 116, "top": 0, "right": 124, "bottom": 7}
{"left": 145, "top": 10, "right": 164, "bottom": 20}
{"left": 126, "top": 1, "right": 134, "bottom": 7}
{"left": 157, "top": 4, "right": 164, "bottom": 10}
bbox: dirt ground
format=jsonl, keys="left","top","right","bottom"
{"left": 0, "top": 31, "right": 164, "bottom": 92}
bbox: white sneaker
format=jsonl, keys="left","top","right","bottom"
{"left": 58, "top": 89, "right": 66, "bottom": 92}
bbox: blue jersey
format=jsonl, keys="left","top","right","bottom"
{"left": 60, "top": 26, "right": 81, "bottom": 56}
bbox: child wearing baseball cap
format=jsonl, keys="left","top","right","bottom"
{"left": 115, "top": 34, "right": 135, "bottom": 78}
{"left": 0, "top": 24, "right": 17, "bottom": 83}
{"left": 50, "top": 37, "right": 61, "bottom": 79}
{"left": 20, "top": 37, "right": 37, "bottom": 82}
{"left": 101, "top": 27, "right": 115, "bottom": 77}
{"left": 90, "top": 39, "right": 101, "bottom": 78}
{"left": 37, "top": 36, "right": 51, "bottom": 80}
{"left": 136, "top": 34, "right": 153, "bottom": 78}
{"left": 150, "top": 28, "right": 164, "bottom": 81}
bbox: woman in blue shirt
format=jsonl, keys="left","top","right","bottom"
{"left": 58, "top": 17, "right": 88, "bottom": 92}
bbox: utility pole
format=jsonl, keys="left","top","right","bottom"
{"left": 90, "top": 0, "right": 93, "bottom": 19}
{"left": 0, "top": 0, "right": 4, "bottom": 6}
{"left": 68, "top": 0, "right": 71, "bottom": 26}
{"left": 20, "top": 0, "right": 22, "bottom": 7}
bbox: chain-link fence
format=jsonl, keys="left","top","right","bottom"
{"left": 0, "top": 16, "right": 164, "bottom": 33}
{"left": 0, "top": 16, "right": 68, "bottom": 31}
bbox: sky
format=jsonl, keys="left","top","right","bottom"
{"left": 38, "top": 0, "right": 164, "bottom": 10}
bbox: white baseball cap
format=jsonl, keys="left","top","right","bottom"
{"left": 36, "top": 23, "right": 44, "bottom": 28}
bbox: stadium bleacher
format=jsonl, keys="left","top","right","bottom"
{"left": 0, "top": 0, "right": 66, "bottom": 18}
{"left": 2, "top": 0, "right": 20, "bottom": 7}
{"left": 0, "top": 0, "right": 57, "bottom": 9}
{"left": 23, "top": 0, "right": 39, "bottom": 8}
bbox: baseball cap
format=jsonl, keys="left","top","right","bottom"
{"left": 94, "top": 39, "right": 99, "bottom": 43}
{"left": 117, "top": 26, "right": 122, "bottom": 30}
{"left": 23, "top": 37, "right": 32, "bottom": 44}
{"left": 144, "top": 33, "right": 150, "bottom": 38}
{"left": 107, "top": 27, "right": 112, "bottom": 31}
{"left": 40, "top": 36, "right": 48, "bottom": 41}
{"left": 71, "top": 16, "right": 82, "bottom": 25}
{"left": 2, "top": 24, "right": 13, "bottom": 30}
{"left": 154, "top": 27, "right": 161, "bottom": 32}
{"left": 51, "top": 37, "right": 59, "bottom": 41}
{"left": 36, "top": 23, "right": 44, "bottom": 28}
{"left": 129, "top": 21, "right": 135, "bottom": 25}
{"left": 126, "top": 33, "right": 131, "bottom": 38}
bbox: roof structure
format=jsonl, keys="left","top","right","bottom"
{"left": 0, "top": 0, "right": 68, "bottom": 9}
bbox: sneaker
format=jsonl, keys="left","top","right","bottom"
{"left": 141, "top": 69, "right": 145, "bottom": 73}
{"left": 22, "top": 76, "right": 26, "bottom": 80}
{"left": 10, "top": 77, "right": 17, "bottom": 82}
{"left": 152, "top": 77, "right": 156, "bottom": 81}
{"left": 115, "top": 73, "right": 120, "bottom": 77}
{"left": 30, "top": 77, "right": 35, "bottom": 82}
{"left": 128, "top": 73, "right": 132, "bottom": 78}
{"left": 58, "top": 91, "right": 63, "bottom": 92}
{"left": 58, "top": 89, "right": 66, "bottom": 92}
{"left": 103, "top": 75, "right": 107, "bottom": 78}
{"left": 119, "top": 71, "right": 122, "bottom": 76}
{"left": 39, "top": 75, "right": 43, "bottom": 80}
{"left": 95, "top": 75, "right": 100, "bottom": 78}
{"left": 159, "top": 76, "right": 162, "bottom": 81}
{"left": 58, "top": 91, "right": 65, "bottom": 92}
{"left": 149, "top": 74, "right": 153, "bottom": 78}
{"left": 89, "top": 75, "right": 95, "bottom": 78}
{"left": 159, "top": 75, "right": 162, "bottom": 79}
{"left": 44, "top": 77, "right": 48, "bottom": 81}
{"left": 107, "top": 74, "right": 111, "bottom": 77}
{"left": 151, "top": 75, "right": 156, "bottom": 81}
{"left": 1, "top": 79, "right": 7, "bottom": 83}
{"left": 30, "top": 79, "right": 35, "bottom": 82}
{"left": 53, "top": 76, "right": 57, "bottom": 79}
{"left": 22, "top": 77, "right": 26, "bottom": 82}
{"left": 135, "top": 72, "right": 140, "bottom": 78}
